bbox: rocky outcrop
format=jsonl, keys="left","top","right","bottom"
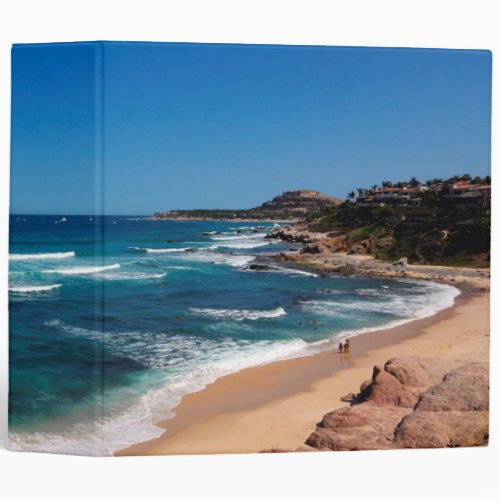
{"left": 415, "top": 363, "right": 489, "bottom": 412}
{"left": 306, "top": 357, "right": 489, "bottom": 451}
{"left": 308, "top": 405, "right": 411, "bottom": 451}
{"left": 268, "top": 225, "right": 348, "bottom": 257}
{"left": 244, "top": 264, "right": 276, "bottom": 271}
{"left": 267, "top": 225, "right": 327, "bottom": 244}
{"left": 275, "top": 246, "right": 490, "bottom": 292}
{"left": 393, "top": 409, "right": 489, "bottom": 449}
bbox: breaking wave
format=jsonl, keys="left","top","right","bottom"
{"left": 189, "top": 306, "right": 287, "bottom": 321}
{"left": 10, "top": 251, "right": 75, "bottom": 261}
{"left": 301, "top": 280, "right": 460, "bottom": 321}
{"left": 43, "top": 263, "right": 121, "bottom": 275}
{"left": 9, "top": 284, "right": 62, "bottom": 293}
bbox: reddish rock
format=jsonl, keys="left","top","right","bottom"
{"left": 307, "top": 405, "right": 411, "bottom": 451}
{"left": 359, "top": 364, "right": 419, "bottom": 408}
{"left": 416, "top": 363, "right": 489, "bottom": 412}
{"left": 305, "top": 357, "right": 489, "bottom": 452}
{"left": 393, "top": 411, "right": 489, "bottom": 448}
{"left": 340, "top": 393, "right": 356, "bottom": 402}
{"left": 359, "top": 379, "right": 372, "bottom": 393}
{"left": 384, "top": 357, "right": 457, "bottom": 388}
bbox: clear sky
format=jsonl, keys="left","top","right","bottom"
{"left": 11, "top": 42, "right": 491, "bottom": 215}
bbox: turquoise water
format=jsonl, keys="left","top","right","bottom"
{"left": 8, "top": 215, "right": 459, "bottom": 455}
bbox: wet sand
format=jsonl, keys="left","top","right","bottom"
{"left": 116, "top": 291, "right": 489, "bottom": 456}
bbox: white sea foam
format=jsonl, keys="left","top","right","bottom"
{"left": 353, "top": 288, "right": 381, "bottom": 297}
{"left": 9, "top": 251, "right": 75, "bottom": 261}
{"left": 176, "top": 250, "right": 255, "bottom": 268}
{"left": 128, "top": 246, "right": 194, "bottom": 253}
{"left": 145, "top": 247, "right": 192, "bottom": 253}
{"left": 43, "top": 263, "right": 121, "bottom": 275}
{"left": 190, "top": 306, "right": 287, "bottom": 321}
{"left": 210, "top": 233, "right": 266, "bottom": 241}
{"left": 209, "top": 241, "right": 270, "bottom": 250}
{"left": 98, "top": 271, "right": 167, "bottom": 281}
{"left": 301, "top": 281, "right": 460, "bottom": 321}
{"left": 13, "top": 281, "right": 460, "bottom": 456}
{"left": 243, "top": 265, "right": 319, "bottom": 277}
{"left": 273, "top": 266, "right": 319, "bottom": 277}
{"left": 12, "top": 320, "right": 309, "bottom": 455}
{"left": 9, "top": 284, "right": 62, "bottom": 293}
{"left": 12, "top": 274, "right": 461, "bottom": 457}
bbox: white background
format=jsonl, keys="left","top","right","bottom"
{"left": 0, "top": 1, "right": 498, "bottom": 499}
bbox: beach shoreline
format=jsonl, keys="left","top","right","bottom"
{"left": 116, "top": 286, "right": 489, "bottom": 456}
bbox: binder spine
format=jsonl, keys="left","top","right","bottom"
{"left": 93, "top": 42, "right": 105, "bottom": 456}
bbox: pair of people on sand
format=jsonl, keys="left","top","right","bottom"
{"left": 339, "top": 338, "right": 350, "bottom": 353}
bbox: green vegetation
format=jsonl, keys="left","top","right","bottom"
{"left": 304, "top": 174, "right": 490, "bottom": 267}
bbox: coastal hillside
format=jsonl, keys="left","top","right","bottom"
{"left": 151, "top": 190, "right": 342, "bottom": 221}
{"left": 270, "top": 174, "right": 491, "bottom": 267}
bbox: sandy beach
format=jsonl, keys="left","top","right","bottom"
{"left": 117, "top": 288, "right": 489, "bottom": 456}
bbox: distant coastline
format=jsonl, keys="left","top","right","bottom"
{"left": 149, "top": 190, "right": 342, "bottom": 222}
{"left": 145, "top": 216, "right": 296, "bottom": 222}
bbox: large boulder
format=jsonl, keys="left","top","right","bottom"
{"left": 384, "top": 357, "right": 458, "bottom": 388}
{"left": 305, "top": 357, "right": 489, "bottom": 452}
{"left": 359, "top": 365, "right": 419, "bottom": 408}
{"left": 393, "top": 411, "right": 489, "bottom": 448}
{"left": 307, "top": 405, "right": 411, "bottom": 451}
{"left": 415, "top": 363, "right": 489, "bottom": 412}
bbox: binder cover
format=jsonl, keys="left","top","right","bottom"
{"left": 9, "top": 42, "right": 491, "bottom": 456}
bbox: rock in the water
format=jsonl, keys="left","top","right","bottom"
{"left": 245, "top": 264, "right": 275, "bottom": 271}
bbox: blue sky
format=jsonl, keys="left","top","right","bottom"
{"left": 11, "top": 42, "right": 491, "bottom": 215}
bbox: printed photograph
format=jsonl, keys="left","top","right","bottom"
{"left": 9, "top": 42, "right": 491, "bottom": 455}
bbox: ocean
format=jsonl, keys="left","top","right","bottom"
{"left": 8, "top": 215, "right": 460, "bottom": 455}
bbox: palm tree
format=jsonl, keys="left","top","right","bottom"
{"left": 409, "top": 176, "right": 420, "bottom": 187}
{"left": 348, "top": 190, "right": 356, "bottom": 200}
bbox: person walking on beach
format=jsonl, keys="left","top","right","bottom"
{"left": 339, "top": 342, "right": 343, "bottom": 353}
{"left": 344, "top": 338, "right": 350, "bottom": 353}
